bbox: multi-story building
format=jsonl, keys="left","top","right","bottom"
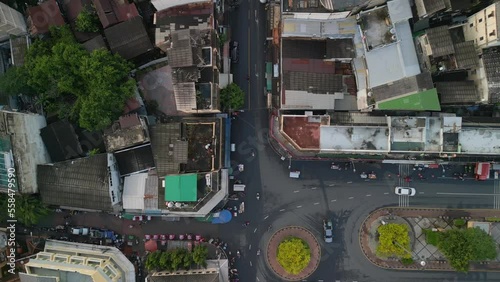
{"left": 20, "top": 240, "right": 135, "bottom": 282}
{"left": 0, "top": 2, "right": 27, "bottom": 41}
{"left": 463, "top": 2, "right": 500, "bottom": 49}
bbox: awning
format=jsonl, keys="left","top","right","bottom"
{"left": 164, "top": 174, "right": 198, "bottom": 202}
{"left": 145, "top": 240, "right": 158, "bottom": 252}
{"left": 212, "top": 209, "right": 232, "bottom": 224}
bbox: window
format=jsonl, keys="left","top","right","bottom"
{"left": 470, "top": 23, "right": 474, "bottom": 27}
{"left": 490, "top": 30, "right": 496, "bottom": 36}
{"left": 488, "top": 12, "right": 495, "bottom": 18}
{"left": 480, "top": 36, "right": 484, "bottom": 41}
{"left": 479, "top": 18, "right": 483, "bottom": 23}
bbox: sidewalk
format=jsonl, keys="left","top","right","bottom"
{"left": 359, "top": 207, "right": 500, "bottom": 272}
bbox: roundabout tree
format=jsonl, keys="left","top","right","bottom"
{"left": 276, "top": 237, "right": 311, "bottom": 275}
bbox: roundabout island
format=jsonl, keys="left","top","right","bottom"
{"left": 265, "top": 226, "right": 321, "bottom": 281}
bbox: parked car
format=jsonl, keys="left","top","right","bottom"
{"left": 394, "top": 187, "right": 416, "bottom": 196}
{"left": 323, "top": 219, "right": 333, "bottom": 243}
{"left": 71, "top": 227, "right": 89, "bottom": 236}
{"left": 230, "top": 41, "right": 239, "bottom": 63}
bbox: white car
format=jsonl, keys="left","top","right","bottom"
{"left": 395, "top": 187, "right": 416, "bottom": 196}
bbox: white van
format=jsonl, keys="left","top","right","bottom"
{"left": 289, "top": 171, "right": 300, "bottom": 178}
{"left": 71, "top": 227, "right": 89, "bottom": 236}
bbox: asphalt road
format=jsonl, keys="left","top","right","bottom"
{"left": 225, "top": 1, "right": 500, "bottom": 281}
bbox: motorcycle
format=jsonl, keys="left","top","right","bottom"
{"left": 256, "top": 193, "right": 260, "bottom": 200}
{"left": 257, "top": 249, "right": 260, "bottom": 256}
{"left": 236, "top": 250, "right": 241, "bottom": 258}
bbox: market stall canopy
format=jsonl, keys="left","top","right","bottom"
{"left": 212, "top": 210, "right": 232, "bottom": 224}
{"left": 145, "top": 240, "right": 158, "bottom": 252}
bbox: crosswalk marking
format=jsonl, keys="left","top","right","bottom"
{"left": 399, "top": 195, "right": 410, "bottom": 207}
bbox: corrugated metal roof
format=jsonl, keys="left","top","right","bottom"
{"left": 37, "top": 154, "right": 113, "bottom": 211}
{"left": 454, "top": 41, "right": 478, "bottom": 69}
{"left": 482, "top": 46, "right": 500, "bottom": 103}
{"left": 173, "top": 83, "right": 197, "bottom": 111}
{"left": 104, "top": 17, "right": 153, "bottom": 60}
{"left": 426, "top": 26, "right": 455, "bottom": 58}
{"left": 436, "top": 81, "right": 479, "bottom": 104}
{"left": 149, "top": 123, "right": 188, "bottom": 176}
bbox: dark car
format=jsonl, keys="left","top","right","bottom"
{"left": 230, "top": 41, "right": 239, "bottom": 63}
{"left": 323, "top": 219, "right": 333, "bottom": 243}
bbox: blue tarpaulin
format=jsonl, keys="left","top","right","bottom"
{"left": 211, "top": 210, "right": 232, "bottom": 224}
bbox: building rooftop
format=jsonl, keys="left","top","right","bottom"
{"left": 10, "top": 36, "right": 29, "bottom": 66}
{"left": 22, "top": 240, "right": 135, "bottom": 282}
{"left": 104, "top": 17, "right": 153, "bottom": 60}
{"left": 436, "top": 81, "right": 479, "bottom": 104}
{"left": 27, "top": 0, "right": 65, "bottom": 35}
{"left": 425, "top": 26, "right": 455, "bottom": 58}
{"left": 40, "top": 121, "right": 83, "bottom": 162}
{"left": 415, "top": 0, "right": 446, "bottom": 19}
{"left": 114, "top": 144, "right": 155, "bottom": 176}
{"left": 164, "top": 174, "right": 197, "bottom": 202}
{"left": 103, "top": 114, "right": 149, "bottom": 152}
{"left": 281, "top": 13, "right": 356, "bottom": 38}
{"left": 481, "top": 46, "right": 500, "bottom": 103}
{"left": 91, "top": 0, "right": 138, "bottom": 28}
{"left": 371, "top": 72, "right": 434, "bottom": 102}
{"left": 282, "top": 0, "right": 367, "bottom": 13}
{"left": 364, "top": 20, "right": 420, "bottom": 88}
{"left": 459, "top": 128, "right": 500, "bottom": 155}
{"left": 320, "top": 125, "right": 390, "bottom": 152}
{"left": 281, "top": 115, "right": 328, "bottom": 149}
{"left": 154, "top": 2, "right": 213, "bottom": 50}
{"left": 376, "top": 89, "right": 441, "bottom": 111}
{"left": 81, "top": 35, "right": 107, "bottom": 52}
{"left": 149, "top": 123, "right": 188, "bottom": 176}
{"left": 0, "top": 111, "right": 50, "bottom": 193}
{"left": 122, "top": 171, "right": 158, "bottom": 210}
{"left": 454, "top": 41, "right": 478, "bottom": 69}
{"left": 282, "top": 38, "right": 355, "bottom": 59}
{"left": 184, "top": 121, "right": 217, "bottom": 172}
{"left": 37, "top": 154, "right": 114, "bottom": 211}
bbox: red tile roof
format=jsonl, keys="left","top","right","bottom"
{"left": 92, "top": 0, "right": 138, "bottom": 28}
{"left": 27, "top": 0, "right": 65, "bottom": 35}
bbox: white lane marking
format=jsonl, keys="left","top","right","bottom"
{"left": 384, "top": 192, "right": 389, "bottom": 195}
{"left": 264, "top": 215, "right": 269, "bottom": 220}
{"left": 329, "top": 184, "right": 335, "bottom": 186}
{"left": 347, "top": 181, "right": 353, "bottom": 184}
{"left": 437, "top": 192, "right": 500, "bottom": 196}
{"left": 314, "top": 202, "right": 320, "bottom": 205}
{"left": 253, "top": 228, "right": 257, "bottom": 233}
{"left": 331, "top": 199, "right": 337, "bottom": 202}
{"left": 311, "top": 187, "right": 317, "bottom": 190}
{"left": 348, "top": 197, "right": 354, "bottom": 200}
{"left": 257, "top": 278, "right": 260, "bottom": 281}
{"left": 250, "top": 261, "right": 252, "bottom": 266}
{"left": 293, "top": 190, "right": 300, "bottom": 193}
{"left": 280, "top": 209, "right": 285, "bottom": 212}
{"left": 296, "top": 205, "right": 302, "bottom": 208}
{"left": 366, "top": 194, "right": 371, "bottom": 197}
{"left": 419, "top": 192, "right": 424, "bottom": 194}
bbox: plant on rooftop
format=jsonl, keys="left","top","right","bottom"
{"left": 0, "top": 25, "right": 135, "bottom": 131}
{"left": 192, "top": 245, "right": 209, "bottom": 268}
{"left": 436, "top": 227, "right": 497, "bottom": 272}
{"left": 376, "top": 223, "right": 411, "bottom": 259}
{"left": 75, "top": 7, "right": 100, "bottom": 33}
{"left": 276, "top": 237, "right": 311, "bottom": 275}
{"left": 220, "top": 83, "right": 244, "bottom": 111}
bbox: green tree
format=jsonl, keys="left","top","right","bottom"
{"left": 220, "top": 83, "right": 245, "bottom": 111}
{"left": 1, "top": 194, "right": 50, "bottom": 226}
{"left": 437, "top": 227, "right": 497, "bottom": 272}
{"left": 170, "top": 248, "right": 185, "bottom": 271}
{"left": 0, "top": 67, "right": 36, "bottom": 97}
{"left": 75, "top": 8, "right": 100, "bottom": 33}
{"left": 10, "top": 25, "right": 135, "bottom": 131}
{"left": 276, "top": 237, "right": 311, "bottom": 275}
{"left": 158, "top": 251, "right": 171, "bottom": 270}
{"left": 192, "top": 245, "right": 208, "bottom": 268}
{"left": 145, "top": 251, "right": 161, "bottom": 271}
{"left": 376, "top": 223, "right": 411, "bottom": 259}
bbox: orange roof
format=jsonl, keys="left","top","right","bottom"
{"left": 28, "top": 0, "right": 65, "bottom": 35}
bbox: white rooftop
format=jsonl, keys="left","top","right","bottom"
{"left": 123, "top": 173, "right": 148, "bottom": 210}
{"left": 459, "top": 128, "right": 500, "bottom": 155}
{"left": 387, "top": 0, "right": 412, "bottom": 23}
{"left": 364, "top": 21, "right": 421, "bottom": 88}
{"left": 320, "top": 126, "right": 390, "bottom": 152}
{"left": 283, "top": 91, "right": 343, "bottom": 110}
{"left": 282, "top": 14, "right": 357, "bottom": 38}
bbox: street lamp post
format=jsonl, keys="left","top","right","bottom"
{"left": 392, "top": 240, "right": 426, "bottom": 269}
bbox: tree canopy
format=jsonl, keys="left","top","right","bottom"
{"left": 437, "top": 227, "right": 497, "bottom": 272}
{"left": 376, "top": 223, "right": 411, "bottom": 259}
{"left": 75, "top": 8, "right": 100, "bottom": 33}
{"left": 0, "top": 25, "right": 135, "bottom": 131}
{"left": 276, "top": 237, "right": 311, "bottom": 275}
{"left": 145, "top": 245, "right": 208, "bottom": 272}
{"left": 220, "top": 83, "right": 244, "bottom": 111}
{"left": 0, "top": 194, "right": 50, "bottom": 226}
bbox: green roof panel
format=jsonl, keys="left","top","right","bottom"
{"left": 377, "top": 89, "right": 441, "bottom": 111}
{"left": 164, "top": 174, "right": 198, "bottom": 202}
